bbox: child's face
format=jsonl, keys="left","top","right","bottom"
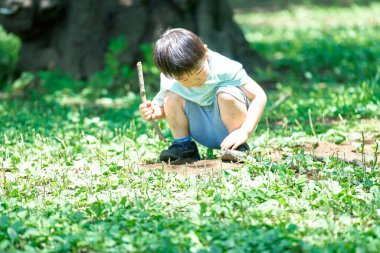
{"left": 175, "top": 59, "right": 210, "bottom": 88}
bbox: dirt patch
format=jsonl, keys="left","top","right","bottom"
{"left": 264, "top": 138, "right": 379, "bottom": 164}
{"left": 303, "top": 140, "right": 379, "bottom": 166}
{"left": 141, "top": 160, "right": 245, "bottom": 177}
{"left": 139, "top": 139, "right": 379, "bottom": 177}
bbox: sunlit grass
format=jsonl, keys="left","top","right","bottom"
{"left": 235, "top": 3, "right": 380, "bottom": 84}
{"left": 235, "top": 3, "right": 380, "bottom": 29}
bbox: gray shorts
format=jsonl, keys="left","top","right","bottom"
{"left": 184, "top": 86, "right": 249, "bottom": 149}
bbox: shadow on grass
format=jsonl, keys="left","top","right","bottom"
{"left": 0, "top": 94, "right": 151, "bottom": 143}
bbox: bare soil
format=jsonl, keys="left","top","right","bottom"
{"left": 142, "top": 160, "right": 245, "bottom": 178}
{"left": 304, "top": 140, "right": 378, "bottom": 165}
{"left": 140, "top": 139, "right": 379, "bottom": 177}
{"left": 0, "top": 139, "right": 377, "bottom": 184}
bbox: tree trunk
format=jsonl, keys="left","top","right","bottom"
{"left": 0, "top": 0, "right": 266, "bottom": 86}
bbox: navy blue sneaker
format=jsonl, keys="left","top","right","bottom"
{"left": 160, "top": 141, "right": 200, "bottom": 164}
{"left": 221, "top": 143, "right": 250, "bottom": 163}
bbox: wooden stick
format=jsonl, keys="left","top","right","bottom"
{"left": 137, "top": 61, "right": 167, "bottom": 142}
{"left": 268, "top": 93, "right": 291, "bottom": 111}
{"left": 314, "top": 155, "right": 364, "bottom": 168}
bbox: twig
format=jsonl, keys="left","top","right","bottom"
{"left": 372, "top": 141, "right": 379, "bottom": 172}
{"left": 136, "top": 62, "right": 167, "bottom": 142}
{"left": 308, "top": 108, "right": 318, "bottom": 141}
{"left": 268, "top": 93, "right": 291, "bottom": 111}
{"left": 361, "top": 132, "right": 365, "bottom": 167}
{"left": 314, "top": 155, "right": 364, "bottom": 168}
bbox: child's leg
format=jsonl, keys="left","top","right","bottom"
{"left": 216, "top": 87, "right": 250, "bottom": 161}
{"left": 182, "top": 87, "right": 249, "bottom": 149}
{"left": 163, "top": 91, "right": 190, "bottom": 139}
{"left": 217, "top": 91, "right": 248, "bottom": 132}
{"left": 162, "top": 87, "right": 248, "bottom": 149}
{"left": 160, "top": 91, "right": 200, "bottom": 163}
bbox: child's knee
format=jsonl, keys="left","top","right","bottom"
{"left": 217, "top": 92, "right": 243, "bottom": 107}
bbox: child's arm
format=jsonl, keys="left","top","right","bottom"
{"left": 220, "top": 78, "right": 267, "bottom": 150}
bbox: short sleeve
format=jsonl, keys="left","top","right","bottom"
{"left": 209, "top": 51, "right": 251, "bottom": 87}
{"left": 152, "top": 74, "right": 175, "bottom": 106}
{"left": 223, "top": 67, "right": 251, "bottom": 86}
{"left": 152, "top": 88, "right": 166, "bottom": 106}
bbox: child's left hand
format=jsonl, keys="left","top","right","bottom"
{"left": 220, "top": 128, "right": 249, "bottom": 150}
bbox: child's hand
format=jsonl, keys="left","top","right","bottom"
{"left": 139, "top": 100, "right": 163, "bottom": 121}
{"left": 220, "top": 129, "right": 249, "bottom": 150}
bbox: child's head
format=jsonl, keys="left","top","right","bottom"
{"left": 154, "top": 28, "right": 208, "bottom": 84}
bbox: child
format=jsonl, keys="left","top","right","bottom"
{"left": 139, "top": 28, "right": 267, "bottom": 163}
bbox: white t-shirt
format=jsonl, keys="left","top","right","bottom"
{"left": 152, "top": 50, "right": 251, "bottom": 107}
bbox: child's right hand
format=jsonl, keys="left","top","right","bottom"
{"left": 139, "top": 101, "right": 163, "bottom": 121}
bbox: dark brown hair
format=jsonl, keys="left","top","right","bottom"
{"left": 153, "top": 28, "right": 207, "bottom": 79}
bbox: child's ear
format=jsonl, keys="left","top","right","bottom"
{"left": 204, "top": 44, "right": 209, "bottom": 56}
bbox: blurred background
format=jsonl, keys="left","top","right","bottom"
{"left": 1, "top": 0, "right": 379, "bottom": 143}
{"left": 0, "top": 0, "right": 379, "bottom": 96}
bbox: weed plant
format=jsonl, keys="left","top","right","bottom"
{"left": 0, "top": 26, "right": 20, "bottom": 87}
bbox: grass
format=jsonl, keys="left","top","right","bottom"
{"left": 236, "top": 3, "right": 380, "bottom": 84}
{"left": 1, "top": 3, "right": 380, "bottom": 252}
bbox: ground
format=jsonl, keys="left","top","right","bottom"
{"left": 142, "top": 138, "right": 379, "bottom": 177}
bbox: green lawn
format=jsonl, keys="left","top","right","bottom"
{"left": 1, "top": 3, "right": 380, "bottom": 252}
